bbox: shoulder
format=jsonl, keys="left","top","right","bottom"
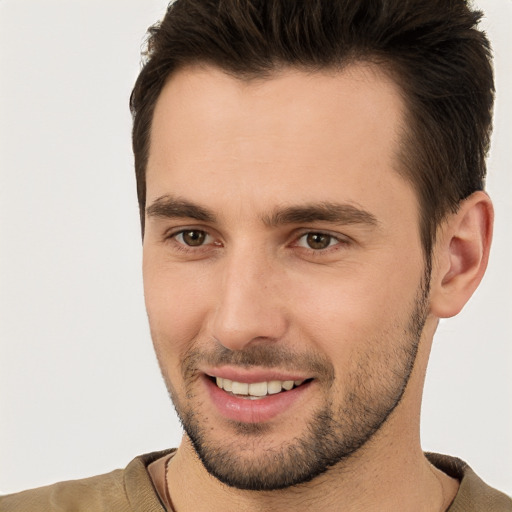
{"left": 426, "top": 453, "right": 512, "bottom": 512}
{"left": 0, "top": 450, "right": 173, "bottom": 512}
{"left": 0, "top": 469, "right": 127, "bottom": 512}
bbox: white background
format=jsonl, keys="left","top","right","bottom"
{"left": 1, "top": 0, "right": 511, "bottom": 497}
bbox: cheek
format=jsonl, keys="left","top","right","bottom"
{"left": 143, "top": 258, "right": 212, "bottom": 370}
{"left": 289, "top": 261, "right": 423, "bottom": 366}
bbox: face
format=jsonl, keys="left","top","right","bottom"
{"left": 143, "top": 64, "right": 429, "bottom": 490}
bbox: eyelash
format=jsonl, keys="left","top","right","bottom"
{"left": 165, "top": 229, "right": 218, "bottom": 254}
{"left": 165, "top": 228, "right": 350, "bottom": 255}
{"left": 294, "top": 232, "right": 348, "bottom": 251}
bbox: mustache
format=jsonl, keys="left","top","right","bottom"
{"left": 182, "top": 343, "right": 335, "bottom": 382}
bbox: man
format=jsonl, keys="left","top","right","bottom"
{"left": 1, "top": 0, "right": 510, "bottom": 510}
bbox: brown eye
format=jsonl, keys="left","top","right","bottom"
{"left": 305, "top": 233, "right": 333, "bottom": 250}
{"left": 180, "top": 230, "right": 207, "bottom": 246}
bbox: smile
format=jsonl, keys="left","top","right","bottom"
{"left": 204, "top": 373, "right": 314, "bottom": 423}
{"left": 214, "top": 377, "right": 307, "bottom": 398}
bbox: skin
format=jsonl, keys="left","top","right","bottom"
{"left": 142, "top": 63, "right": 492, "bottom": 511}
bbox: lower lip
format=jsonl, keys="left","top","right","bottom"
{"left": 204, "top": 377, "right": 312, "bottom": 423}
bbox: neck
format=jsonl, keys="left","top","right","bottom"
{"left": 166, "top": 432, "right": 458, "bottom": 512}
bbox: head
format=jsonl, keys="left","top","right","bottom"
{"left": 131, "top": 0, "right": 494, "bottom": 261}
{"left": 132, "top": 0, "right": 494, "bottom": 492}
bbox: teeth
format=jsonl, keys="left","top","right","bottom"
{"left": 214, "top": 377, "right": 305, "bottom": 396}
{"left": 282, "top": 380, "right": 294, "bottom": 391}
{"left": 248, "top": 382, "right": 267, "bottom": 396}
{"left": 231, "top": 381, "right": 249, "bottom": 395}
{"left": 267, "top": 380, "right": 282, "bottom": 395}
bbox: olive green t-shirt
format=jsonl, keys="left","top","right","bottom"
{"left": 1, "top": 451, "right": 511, "bottom": 511}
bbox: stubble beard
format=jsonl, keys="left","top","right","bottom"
{"left": 157, "top": 275, "right": 430, "bottom": 491}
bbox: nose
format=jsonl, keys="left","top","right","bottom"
{"left": 210, "top": 246, "right": 288, "bottom": 351}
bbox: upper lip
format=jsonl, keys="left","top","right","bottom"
{"left": 203, "top": 366, "right": 311, "bottom": 384}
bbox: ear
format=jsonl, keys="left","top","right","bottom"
{"left": 429, "top": 191, "right": 494, "bottom": 319}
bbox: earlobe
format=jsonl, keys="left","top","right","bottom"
{"left": 429, "top": 191, "right": 494, "bottom": 319}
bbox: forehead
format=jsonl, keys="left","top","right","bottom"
{"left": 146, "top": 63, "right": 414, "bottom": 221}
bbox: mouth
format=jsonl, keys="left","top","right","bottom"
{"left": 202, "top": 369, "right": 315, "bottom": 423}
{"left": 211, "top": 376, "right": 311, "bottom": 399}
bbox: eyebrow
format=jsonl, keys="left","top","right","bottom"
{"left": 146, "top": 196, "right": 217, "bottom": 223}
{"left": 263, "top": 202, "right": 379, "bottom": 227}
{"left": 146, "top": 195, "right": 378, "bottom": 227}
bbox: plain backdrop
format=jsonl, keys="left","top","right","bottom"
{"left": 1, "top": 0, "right": 511, "bottom": 496}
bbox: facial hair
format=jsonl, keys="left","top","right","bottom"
{"left": 156, "top": 275, "right": 430, "bottom": 491}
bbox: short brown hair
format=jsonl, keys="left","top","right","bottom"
{"left": 130, "top": 0, "right": 494, "bottom": 258}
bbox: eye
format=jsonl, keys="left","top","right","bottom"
{"left": 296, "top": 232, "right": 341, "bottom": 250}
{"left": 174, "top": 229, "right": 212, "bottom": 247}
